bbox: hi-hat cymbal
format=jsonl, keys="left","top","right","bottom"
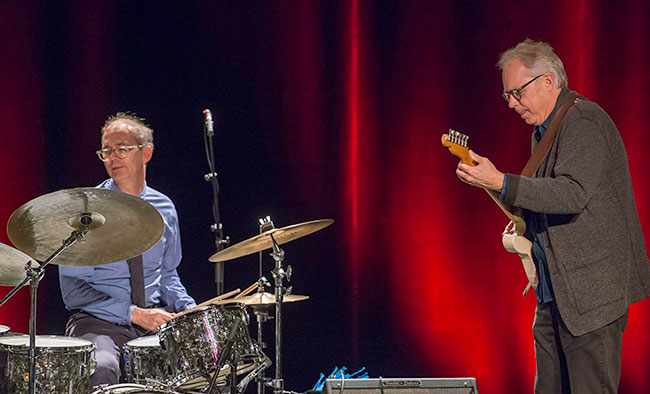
{"left": 234, "top": 291, "right": 309, "bottom": 306}
{"left": 209, "top": 219, "right": 334, "bottom": 262}
{"left": 0, "top": 243, "right": 38, "bottom": 286}
{"left": 7, "top": 187, "right": 164, "bottom": 266}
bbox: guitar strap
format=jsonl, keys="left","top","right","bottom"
{"left": 520, "top": 93, "right": 578, "bottom": 178}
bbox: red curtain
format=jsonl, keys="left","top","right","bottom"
{"left": 0, "top": 3, "right": 46, "bottom": 333}
{"left": 324, "top": 1, "right": 650, "bottom": 393}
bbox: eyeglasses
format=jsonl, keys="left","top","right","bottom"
{"left": 96, "top": 144, "right": 147, "bottom": 161}
{"left": 502, "top": 74, "right": 544, "bottom": 102}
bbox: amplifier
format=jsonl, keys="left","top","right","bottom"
{"left": 323, "top": 378, "right": 478, "bottom": 394}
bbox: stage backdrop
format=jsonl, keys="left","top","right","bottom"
{"left": 1, "top": 2, "right": 649, "bottom": 393}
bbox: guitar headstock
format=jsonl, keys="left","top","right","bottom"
{"left": 441, "top": 129, "right": 473, "bottom": 165}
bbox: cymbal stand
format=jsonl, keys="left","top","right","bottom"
{"left": 253, "top": 278, "right": 271, "bottom": 394}
{"left": 256, "top": 217, "right": 275, "bottom": 394}
{"left": 0, "top": 221, "right": 90, "bottom": 394}
{"left": 270, "top": 232, "right": 291, "bottom": 394}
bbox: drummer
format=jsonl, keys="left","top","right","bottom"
{"left": 59, "top": 112, "right": 197, "bottom": 389}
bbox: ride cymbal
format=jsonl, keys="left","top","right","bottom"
{"left": 7, "top": 187, "right": 164, "bottom": 266}
{"left": 209, "top": 219, "right": 334, "bottom": 262}
{"left": 0, "top": 243, "right": 37, "bottom": 286}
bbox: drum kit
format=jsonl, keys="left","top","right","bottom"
{"left": 0, "top": 187, "right": 333, "bottom": 393}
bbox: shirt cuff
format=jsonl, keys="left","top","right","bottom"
{"left": 499, "top": 175, "right": 508, "bottom": 202}
{"left": 127, "top": 304, "right": 137, "bottom": 326}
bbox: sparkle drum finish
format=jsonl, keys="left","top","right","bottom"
{"left": 0, "top": 335, "right": 95, "bottom": 394}
{"left": 157, "top": 303, "right": 257, "bottom": 389}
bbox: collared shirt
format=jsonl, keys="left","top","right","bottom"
{"left": 527, "top": 119, "right": 555, "bottom": 303}
{"left": 59, "top": 179, "right": 196, "bottom": 326}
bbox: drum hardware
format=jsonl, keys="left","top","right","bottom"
{"left": 0, "top": 243, "right": 38, "bottom": 287}
{"left": 0, "top": 220, "right": 90, "bottom": 394}
{"left": 236, "top": 346, "right": 272, "bottom": 394}
{"left": 206, "top": 317, "right": 242, "bottom": 393}
{"left": 0, "top": 187, "right": 165, "bottom": 394}
{"left": 210, "top": 217, "right": 332, "bottom": 394}
{"left": 251, "top": 276, "right": 272, "bottom": 394}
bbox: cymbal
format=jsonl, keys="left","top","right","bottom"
{"left": 234, "top": 291, "right": 309, "bottom": 306}
{"left": 0, "top": 243, "right": 37, "bottom": 286}
{"left": 7, "top": 187, "right": 164, "bottom": 266}
{"left": 209, "top": 219, "right": 334, "bottom": 262}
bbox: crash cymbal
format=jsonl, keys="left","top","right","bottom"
{"left": 209, "top": 219, "right": 334, "bottom": 262}
{"left": 7, "top": 187, "right": 164, "bottom": 266}
{"left": 234, "top": 291, "right": 309, "bottom": 306}
{"left": 0, "top": 243, "right": 38, "bottom": 286}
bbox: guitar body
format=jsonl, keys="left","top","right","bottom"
{"left": 442, "top": 130, "right": 538, "bottom": 294}
{"left": 502, "top": 232, "right": 538, "bottom": 295}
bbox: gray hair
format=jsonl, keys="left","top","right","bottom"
{"left": 101, "top": 112, "right": 154, "bottom": 148}
{"left": 497, "top": 39, "right": 568, "bottom": 89}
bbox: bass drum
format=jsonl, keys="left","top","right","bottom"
{"left": 91, "top": 383, "right": 180, "bottom": 393}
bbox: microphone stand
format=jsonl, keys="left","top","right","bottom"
{"left": 203, "top": 109, "right": 230, "bottom": 295}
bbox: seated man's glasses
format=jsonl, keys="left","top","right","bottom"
{"left": 96, "top": 145, "right": 147, "bottom": 162}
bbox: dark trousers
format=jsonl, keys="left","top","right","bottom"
{"left": 65, "top": 312, "right": 148, "bottom": 390}
{"left": 533, "top": 302, "right": 627, "bottom": 394}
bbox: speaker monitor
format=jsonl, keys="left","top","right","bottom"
{"left": 323, "top": 378, "right": 478, "bottom": 394}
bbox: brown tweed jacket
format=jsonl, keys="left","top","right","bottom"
{"left": 502, "top": 88, "right": 650, "bottom": 336}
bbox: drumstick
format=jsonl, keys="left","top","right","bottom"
{"left": 175, "top": 288, "right": 241, "bottom": 318}
{"left": 214, "top": 288, "right": 241, "bottom": 301}
{"left": 198, "top": 288, "right": 241, "bottom": 308}
{"left": 234, "top": 282, "right": 259, "bottom": 299}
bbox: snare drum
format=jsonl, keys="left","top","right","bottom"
{"left": 0, "top": 334, "right": 95, "bottom": 393}
{"left": 158, "top": 303, "right": 257, "bottom": 389}
{"left": 91, "top": 383, "right": 180, "bottom": 393}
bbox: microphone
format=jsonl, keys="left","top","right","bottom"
{"left": 203, "top": 109, "right": 214, "bottom": 137}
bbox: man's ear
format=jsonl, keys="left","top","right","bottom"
{"left": 543, "top": 72, "right": 556, "bottom": 91}
{"left": 143, "top": 145, "right": 153, "bottom": 164}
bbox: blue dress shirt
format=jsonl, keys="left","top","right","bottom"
{"left": 59, "top": 179, "right": 196, "bottom": 326}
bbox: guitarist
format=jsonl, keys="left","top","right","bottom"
{"left": 456, "top": 39, "right": 650, "bottom": 394}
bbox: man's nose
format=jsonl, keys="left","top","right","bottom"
{"left": 508, "top": 95, "right": 519, "bottom": 109}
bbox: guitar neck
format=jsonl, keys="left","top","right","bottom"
{"left": 483, "top": 188, "right": 519, "bottom": 222}
{"left": 441, "top": 131, "right": 526, "bottom": 234}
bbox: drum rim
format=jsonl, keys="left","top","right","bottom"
{"left": 0, "top": 334, "right": 95, "bottom": 351}
{"left": 158, "top": 302, "right": 247, "bottom": 331}
{"left": 91, "top": 382, "right": 179, "bottom": 393}
{"left": 124, "top": 334, "right": 160, "bottom": 347}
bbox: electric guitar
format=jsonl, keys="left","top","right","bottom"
{"left": 441, "top": 129, "right": 538, "bottom": 295}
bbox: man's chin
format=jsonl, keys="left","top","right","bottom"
{"left": 521, "top": 114, "right": 536, "bottom": 125}
{"left": 109, "top": 170, "right": 126, "bottom": 181}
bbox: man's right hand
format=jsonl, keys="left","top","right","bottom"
{"left": 131, "top": 307, "right": 175, "bottom": 332}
